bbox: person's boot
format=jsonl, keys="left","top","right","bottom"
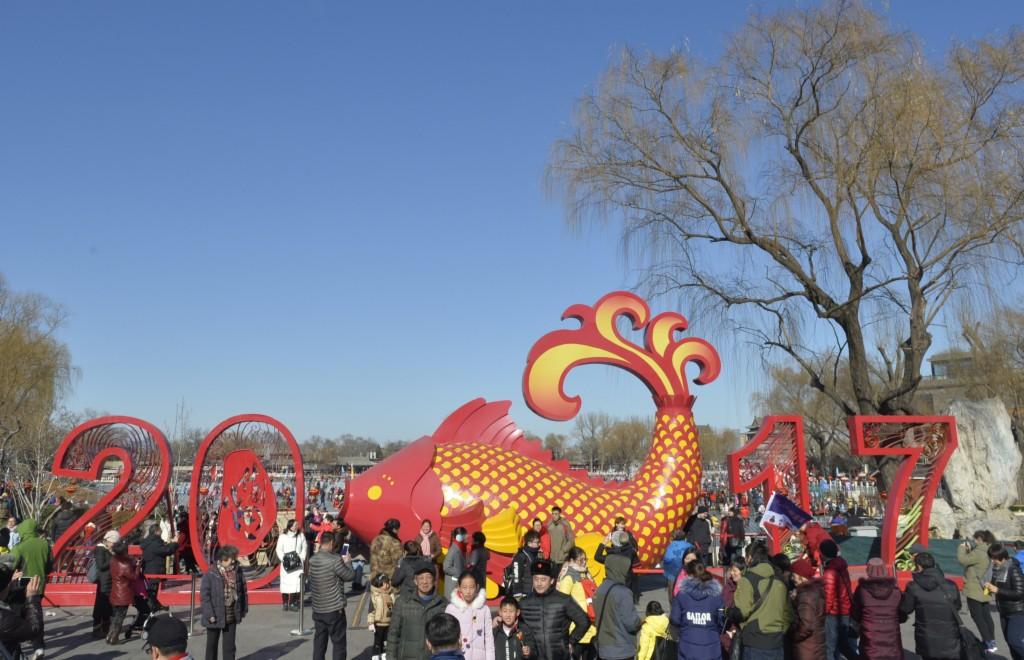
{"left": 282, "top": 594, "right": 289, "bottom": 611}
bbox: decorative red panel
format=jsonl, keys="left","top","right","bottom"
{"left": 728, "top": 416, "right": 809, "bottom": 553}
{"left": 188, "top": 414, "right": 304, "bottom": 590}
{"left": 848, "top": 415, "right": 957, "bottom": 568}
{"left": 50, "top": 417, "right": 172, "bottom": 581}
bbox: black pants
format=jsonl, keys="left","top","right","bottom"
{"left": 968, "top": 598, "right": 995, "bottom": 642}
{"left": 132, "top": 593, "right": 151, "bottom": 630}
{"left": 372, "top": 624, "right": 388, "bottom": 655}
{"left": 206, "top": 622, "right": 238, "bottom": 660}
{"left": 109, "top": 605, "right": 128, "bottom": 641}
{"left": 148, "top": 582, "right": 166, "bottom": 610}
{"left": 313, "top": 609, "right": 347, "bottom": 660}
{"left": 92, "top": 590, "right": 112, "bottom": 636}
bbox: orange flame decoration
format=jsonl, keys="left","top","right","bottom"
{"left": 524, "top": 291, "right": 721, "bottom": 420}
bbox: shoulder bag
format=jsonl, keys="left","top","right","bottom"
{"left": 282, "top": 534, "right": 302, "bottom": 573}
{"left": 729, "top": 574, "right": 776, "bottom": 660}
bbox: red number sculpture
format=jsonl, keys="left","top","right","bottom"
{"left": 189, "top": 414, "right": 304, "bottom": 590}
{"left": 727, "top": 416, "right": 809, "bottom": 553}
{"left": 848, "top": 415, "right": 957, "bottom": 568}
{"left": 50, "top": 417, "right": 172, "bottom": 580}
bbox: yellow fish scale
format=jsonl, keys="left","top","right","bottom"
{"left": 432, "top": 412, "right": 701, "bottom": 566}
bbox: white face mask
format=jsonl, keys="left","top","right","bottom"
{"left": 456, "top": 534, "right": 466, "bottom": 543}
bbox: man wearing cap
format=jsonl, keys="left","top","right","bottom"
{"left": 519, "top": 559, "right": 590, "bottom": 660}
{"left": 388, "top": 563, "right": 447, "bottom": 660}
{"left": 787, "top": 559, "right": 825, "bottom": 660}
{"left": 684, "top": 507, "right": 713, "bottom": 566}
{"left": 146, "top": 614, "right": 192, "bottom": 660}
{"left": 851, "top": 558, "right": 901, "bottom": 660}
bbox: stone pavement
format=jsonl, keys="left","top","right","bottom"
{"left": 31, "top": 578, "right": 1015, "bottom": 659}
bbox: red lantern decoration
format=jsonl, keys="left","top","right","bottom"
{"left": 22, "top": 482, "right": 32, "bottom": 491}
{"left": 309, "top": 488, "right": 320, "bottom": 497}
{"left": 199, "top": 486, "right": 209, "bottom": 495}
{"left": 64, "top": 484, "right": 78, "bottom": 495}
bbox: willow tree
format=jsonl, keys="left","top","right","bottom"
{"left": 549, "top": 1, "right": 1024, "bottom": 427}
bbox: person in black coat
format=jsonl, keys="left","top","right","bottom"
{"left": 140, "top": 524, "right": 178, "bottom": 611}
{"left": 518, "top": 559, "right": 590, "bottom": 660}
{"left": 392, "top": 541, "right": 434, "bottom": 596}
{"left": 49, "top": 499, "right": 78, "bottom": 542}
{"left": 91, "top": 531, "right": 119, "bottom": 638}
{"left": 985, "top": 543, "right": 1024, "bottom": 660}
{"left": 683, "top": 507, "right": 714, "bottom": 566}
{"left": 898, "top": 552, "right": 961, "bottom": 660}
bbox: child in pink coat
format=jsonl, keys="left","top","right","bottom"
{"left": 445, "top": 571, "right": 495, "bottom": 660}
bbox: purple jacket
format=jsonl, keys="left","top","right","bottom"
{"left": 670, "top": 577, "right": 724, "bottom": 660}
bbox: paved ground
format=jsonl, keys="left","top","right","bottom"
{"left": 32, "top": 577, "right": 1012, "bottom": 659}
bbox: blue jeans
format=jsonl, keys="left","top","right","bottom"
{"left": 825, "top": 614, "right": 859, "bottom": 660}
{"left": 742, "top": 648, "right": 784, "bottom": 660}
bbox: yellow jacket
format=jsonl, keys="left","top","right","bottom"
{"left": 637, "top": 614, "right": 670, "bottom": 660}
{"left": 557, "top": 572, "right": 597, "bottom": 644}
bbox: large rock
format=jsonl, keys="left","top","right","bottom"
{"left": 929, "top": 498, "right": 957, "bottom": 538}
{"left": 944, "top": 398, "right": 1021, "bottom": 513}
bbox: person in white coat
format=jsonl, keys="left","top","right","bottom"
{"left": 275, "top": 519, "right": 307, "bottom": 611}
{"left": 445, "top": 571, "right": 495, "bottom": 660}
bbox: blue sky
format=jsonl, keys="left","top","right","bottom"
{"left": 1, "top": 2, "right": 1020, "bottom": 444}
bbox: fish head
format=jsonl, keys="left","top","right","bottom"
{"left": 340, "top": 435, "right": 443, "bottom": 543}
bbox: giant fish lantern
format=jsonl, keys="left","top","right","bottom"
{"left": 341, "top": 291, "right": 720, "bottom": 590}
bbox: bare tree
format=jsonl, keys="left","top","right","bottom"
{"left": 573, "top": 411, "right": 611, "bottom": 471}
{"left": 543, "top": 433, "right": 570, "bottom": 461}
{"left": 549, "top": 1, "right": 1024, "bottom": 485}
{"left": 753, "top": 364, "right": 850, "bottom": 473}
{"left": 602, "top": 417, "right": 652, "bottom": 474}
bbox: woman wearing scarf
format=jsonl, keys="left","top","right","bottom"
{"left": 556, "top": 547, "right": 597, "bottom": 660}
{"left": 418, "top": 519, "right": 442, "bottom": 564}
{"left": 201, "top": 545, "right": 248, "bottom": 660}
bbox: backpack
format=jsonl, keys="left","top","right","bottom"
{"left": 502, "top": 555, "right": 522, "bottom": 596}
{"left": 579, "top": 577, "right": 598, "bottom": 621}
{"left": 652, "top": 636, "right": 677, "bottom": 660}
{"left": 86, "top": 561, "right": 98, "bottom": 584}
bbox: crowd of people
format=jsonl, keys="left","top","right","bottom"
{"left": 2, "top": 493, "right": 1023, "bottom": 660}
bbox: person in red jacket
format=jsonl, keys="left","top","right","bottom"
{"left": 107, "top": 540, "right": 141, "bottom": 646}
{"left": 851, "top": 558, "right": 902, "bottom": 660}
{"left": 820, "top": 540, "right": 857, "bottom": 660}
{"left": 531, "top": 518, "right": 551, "bottom": 559}
{"left": 788, "top": 559, "right": 826, "bottom": 660}
{"left": 799, "top": 521, "right": 833, "bottom": 567}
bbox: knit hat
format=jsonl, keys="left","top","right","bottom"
{"left": 103, "top": 530, "right": 120, "bottom": 545}
{"left": 866, "top": 558, "right": 888, "bottom": 578}
{"left": 790, "top": 559, "right": 816, "bottom": 581}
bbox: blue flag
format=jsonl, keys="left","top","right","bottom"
{"left": 760, "top": 492, "right": 812, "bottom": 531}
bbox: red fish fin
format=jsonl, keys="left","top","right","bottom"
{"left": 409, "top": 464, "right": 445, "bottom": 528}
{"left": 438, "top": 501, "right": 485, "bottom": 541}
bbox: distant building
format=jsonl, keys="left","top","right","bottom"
{"left": 915, "top": 350, "right": 976, "bottom": 414}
